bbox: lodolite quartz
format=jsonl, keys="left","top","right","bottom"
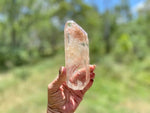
{"left": 64, "top": 20, "right": 90, "bottom": 90}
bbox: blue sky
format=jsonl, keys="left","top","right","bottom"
{"left": 84, "top": 0, "right": 146, "bottom": 14}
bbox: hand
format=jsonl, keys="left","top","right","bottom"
{"left": 47, "top": 65, "right": 96, "bottom": 113}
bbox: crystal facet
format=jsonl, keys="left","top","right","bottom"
{"left": 64, "top": 20, "right": 90, "bottom": 90}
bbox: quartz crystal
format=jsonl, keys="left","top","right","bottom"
{"left": 64, "top": 20, "right": 90, "bottom": 90}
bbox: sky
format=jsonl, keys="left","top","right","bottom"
{"left": 84, "top": 0, "right": 146, "bottom": 15}
{"left": 0, "top": 0, "right": 147, "bottom": 22}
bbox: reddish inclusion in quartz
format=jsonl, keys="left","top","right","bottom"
{"left": 65, "top": 21, "right": 87, "bottom": 42}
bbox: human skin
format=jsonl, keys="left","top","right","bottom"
{"left": 47, "top": 65, "right": 96, "bottom": 113}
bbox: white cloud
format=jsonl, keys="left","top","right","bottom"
{"left": 131, "top": 1, "right": 145, "bottom": 13}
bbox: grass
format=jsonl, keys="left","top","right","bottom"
{"left": 0, "top": 55, "right": 150, "bottom": 113}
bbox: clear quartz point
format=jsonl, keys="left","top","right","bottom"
{"left": 64, "top": 20, "right": 90, "bottom": 90}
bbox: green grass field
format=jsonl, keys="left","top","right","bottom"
{"left": 0, "top": 55, "right": 150, "bottom": 113}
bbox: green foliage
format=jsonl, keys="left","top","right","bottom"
{"left": 0, "top": 0, "right": 150, "bottom": 112}
{"left": 0, "top": 55, "right": 150, "bottom": 113}
{"left": 0, "top": 0, "right": 149, "bottom": 68}
{"left": 118, "top": 33, "right": 133, "bottom": 52}
{"left": 14, "top": 69, "right": 31, "bottom": 80}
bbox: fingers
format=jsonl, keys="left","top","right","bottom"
{"left": 69, "top": 65, "right": 96, "bottom": 85}
{"left": 70, "top": 68, "right": 86, "bottom": 83}
{"left": 89, "top": 65, "right": 96, "bottom": 72}
{"left": 57, "top": 66, "right": 66, "bottom": 84}
{"left": 82, "top": 71, "right": 95, "bottom": 93}
{"left": 48, "top": 66, "right": 66, "bottom": 90}
{"left": 90, "top": 72, "right": 95, "bottom": 80}
{"left": 82, "top": 65, "right": 96, "bottom": 94}
{"left": 82, "top": 79, "right": 94, "bottom": 94}
{"left": 47, "top": 64, "right": 96, "bottom": 91}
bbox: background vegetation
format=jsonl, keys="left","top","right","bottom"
{"left": 0, "top": 0, "right": 150, "bottom": 113}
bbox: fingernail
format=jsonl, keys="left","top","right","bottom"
{"left": 91, "top": 79, "right": 94, "bottom": 82}
{"left": 59, "top": 67, "right": 63, "bottom": 75}
{"left": 93, "top": 64, "right": 96, "bottom": 69}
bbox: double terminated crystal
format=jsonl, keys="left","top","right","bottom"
{"left": 64, "top": 20, "right": 89, "bottom": 90}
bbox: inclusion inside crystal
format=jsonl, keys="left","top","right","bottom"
{"left": 64, "top": 20, "right": 90, "bottom": 90}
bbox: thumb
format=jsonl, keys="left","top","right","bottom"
{"left": 48, "top": 66, "right": 66, "bottom": 90}
{"left": 55, "top": 66, "right": 66, "bottom": 85}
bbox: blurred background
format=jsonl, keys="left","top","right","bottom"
{"left": 0, "top": 0, "right": 150, "bottom": 113}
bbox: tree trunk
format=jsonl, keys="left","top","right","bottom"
{"left": 11, "top": 26, "right": 17, "bottom": 47}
